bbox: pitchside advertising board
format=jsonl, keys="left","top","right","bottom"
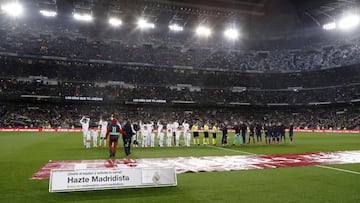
{"left": 49, "top": 167, "right": 177, "bottom": 192}
{"left": 1, "top": 128, "right": 360, "bottom": 133}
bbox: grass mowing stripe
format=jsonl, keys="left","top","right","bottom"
{"left": 316, "top": 165, "right": 360, "bottom": 175}
{"left": 208, "top": 145, "right": 256, "bottom": 155}
{"left": 1, "top": 132, "right": 360, "bottom": 203}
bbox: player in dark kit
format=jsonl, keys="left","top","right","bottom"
{"left": 132, "top": 122, "right": 140, "bottom": 147}
{"left": 255, "top": 123, "right": 262, "bottom": 143}
{"left": 105, "top": 118, "right": 123, "bottom": 160}
{"left": 289, "top": 123, "right": 294, "bottom": 144}
{"left": 270, "top": 123, "right": 276, "bottom": 144}
{"left": 240, "top": 121, "right": 247, "bottom": 145}
{"left": 221, "top": 122, "right": 228, "bottom": 146}
{"left": 274, "top": 123, "right": 281, "bottom": 144}
{"left": 247, "top": 123, "right": 255, "bottom": 144}
{"left": 275, "top": 122, "right": 282, "bottom": 143}
{"left": 279, "top": 122, "right": 286, "bottom": 143}
{"left": 122, "top": 120, "right": 135, "bottom": 158}
{"left": 233, "top": 122, "right": 241, "bottom": 146}
{"left": 264, "top": 123, "right": 269, "bottom": 144}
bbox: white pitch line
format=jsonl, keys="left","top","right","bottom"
{"left": 208, "top": 145, "right": 256, "bottom": 155}
{"left": 316, "top": 165, "right": 360, "bottom": 175}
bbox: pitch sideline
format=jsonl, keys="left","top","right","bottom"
{"left": 211, "top": 146, "right": 360, "bottom": 175}
{"left": 208, "top": 145, "right": 256, "bottom": 155}
{"left": 316, "top": 165, "right": 360, "bottom": 175}
{"left": 31, "top": 150, "right": 360, "bottom": 179}
{"left": 197, "top": 146, "right": 360, "bottom": 176}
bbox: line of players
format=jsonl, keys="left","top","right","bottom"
{"left": 79, "top": 116, "right": 295, "bottom": 148}
{"left": 135, "top": 120, "right": 193, "bottom": 148}
{"left": 79, "top": 116, "right": 109, "bottom": 148}
{"left": 232, "top": 121, "right": 294, "bottom": 145}
{"left": 134, "top": 120, "right": 295, "bottom": 148}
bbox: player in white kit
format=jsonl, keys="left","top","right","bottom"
{"left": 146, "top": 121, "right": 155, "bottom": 147}
{"left": 80, "top": 116, "right": 90, "bottom": 147}
{"left": 140, "top": 121, "right": 147, "bottom": 147}
{"left": 91, "top": 128, "right": 99, "bottom": 148}
{"left": 157, "top": 120, "right": 164, "bottom": 147}
{"left": 173, "top": 120, "right": 181, "bottom": 147}
{"left": 166, "top": 121, "right": 173, "bottom": 147}
{"left": 85, "top": 130, "right": 91, "bottom": 148}
{"left": 98, "top": 117, "right": 108, "bottom": 147}
{"left": 182, "top": 120, "right": 191, "bottom": 147}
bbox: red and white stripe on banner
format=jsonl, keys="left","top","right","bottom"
{"left": 1, "top": 128, "right": 359, "bottom": 133}
{"left": 31, "top": 150, "right": 360, "bottom": 180}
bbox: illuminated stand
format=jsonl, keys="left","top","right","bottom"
{"left": 49, "top": 165, "right": 177, "bottom": 192}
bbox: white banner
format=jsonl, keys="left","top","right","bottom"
{"left": 49, "top": 167, "right": 177, "bottom": 192}
{"left": 1, "top": 128, "right": 360, "bottom": 133}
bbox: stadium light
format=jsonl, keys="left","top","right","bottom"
{"left": 169, "top": 24, "right": 183, "bottom": 32}
{"left": 109, "top": 17, "right": 122, "bottom": 27}
{"left": 339, "top": 15, "right": 360, "bottom": 30}
{"left": 1, "top": 2, "right": 23, "bottom": 17}
{"left": 195, "top": 26, "right": 211, "bottom": 37}
{"left": 224, "top": 28, "right": 240, "bottom": 40}
{"left": 137, "top": 18, "right": 155, "bottom": 29}
{"left": 323, "top": 22, "right": 336, "bottom": 30}
{"left": 40, "top": 10, "right": 57, "bottom": 17}
{"left": 73, "top": 13, "right": 93, "bottom": 22}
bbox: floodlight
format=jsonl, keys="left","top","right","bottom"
{"left": 339, "top": 15, "right": 359, "bottom": 30}
{"left": 40, "top": 10, "right": 57, "bottom": 17}
{"left": 323, "top": 22, "right": 336, "bottom": 30}
{"left": 137, "top": 18, "right": 155, "bottom": 29}
{"left": 195, "top": 26, "right": 211, "bottom": 37}
{"left": 73, "top": 13, "right": 93, "bottom": 22}
{"left": 169, "top": 24, "right": 183, "bottom": 31}
{"left": 1, "top": 2, "right": 23, "bottom": 17}
{"left": 109, "top": 17, "right": 122, "bottom": 27}
{"left": 224, "top": 28, "right": 239, "bottom": 40}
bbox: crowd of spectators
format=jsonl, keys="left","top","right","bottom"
{"left": 0, "top": 102, "right": 359, "bottom": 130}
{"left": 1, "top": 19, "right": 360, "bottom": 73}
{"left": 1, "top": 62, "right": 358, "bottom": 130}
{"left": 0, "top": 54, "right": 359, "bottom": 105}
{"left": 1, "top": 77, "right": 359, "bottom": 105}
{"left": 1, "top": 56, "right": 359, "bottom": 88}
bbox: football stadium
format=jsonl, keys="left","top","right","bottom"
{"left": 0, "top": 0, "right": 360, "bottom": 202}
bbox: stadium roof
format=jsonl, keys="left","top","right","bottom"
{"left": 291, "top": 0, "right": 360, "bottom": 26}
{"left": 53, "top": 0, "right": 360, "bottom": 30}
{"left": 3, "top": 0, "right": 360, "bottom": 38}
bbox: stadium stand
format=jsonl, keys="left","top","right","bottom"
{"left": 0, "top": 56, "right": 359, "bottom": 130}
{"left": 0, "top": 1, "right": 359, "bottom": 131}
{"left": 1, "top": 19, "right": 360, "bottom": 73}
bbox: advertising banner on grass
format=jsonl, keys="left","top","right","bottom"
{"left": 49, "top": 167, "right": 177, "bottom": 192}
{"left": 0, "top": 128, "right": 359, "bottom": 133}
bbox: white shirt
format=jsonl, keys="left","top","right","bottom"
{"left": 157, "top": 122, "right": 164, "bottom": 133}
{"left": 166, "top": 123, "right": 173, "bottom": 133}
{"left": 140, "top": 123, "right": 147, "bottom": 135}
{"left": 172, "top": 121, "right": 179, "bottom": 131}
{"left": 98, "top": 119, "right": 108, "bottom": 131}
{"left": 146, "top": 122, "right": 153, "bottom": 134}
{"left": 183, "top": 122, "right": 190, "bottom": 133}
{"left": 80, "top": 117, "right": 90, "bottom": 131}
{"left": 91, "top": 129, "right": 99, "bottom": 138}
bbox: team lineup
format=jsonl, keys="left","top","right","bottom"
{"left": 79, "top": 115, "right": 295, "bottom": 160}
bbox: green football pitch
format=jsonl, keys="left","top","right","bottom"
{"left": 0, "top": 131, "right": 360, "bottom": 203}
